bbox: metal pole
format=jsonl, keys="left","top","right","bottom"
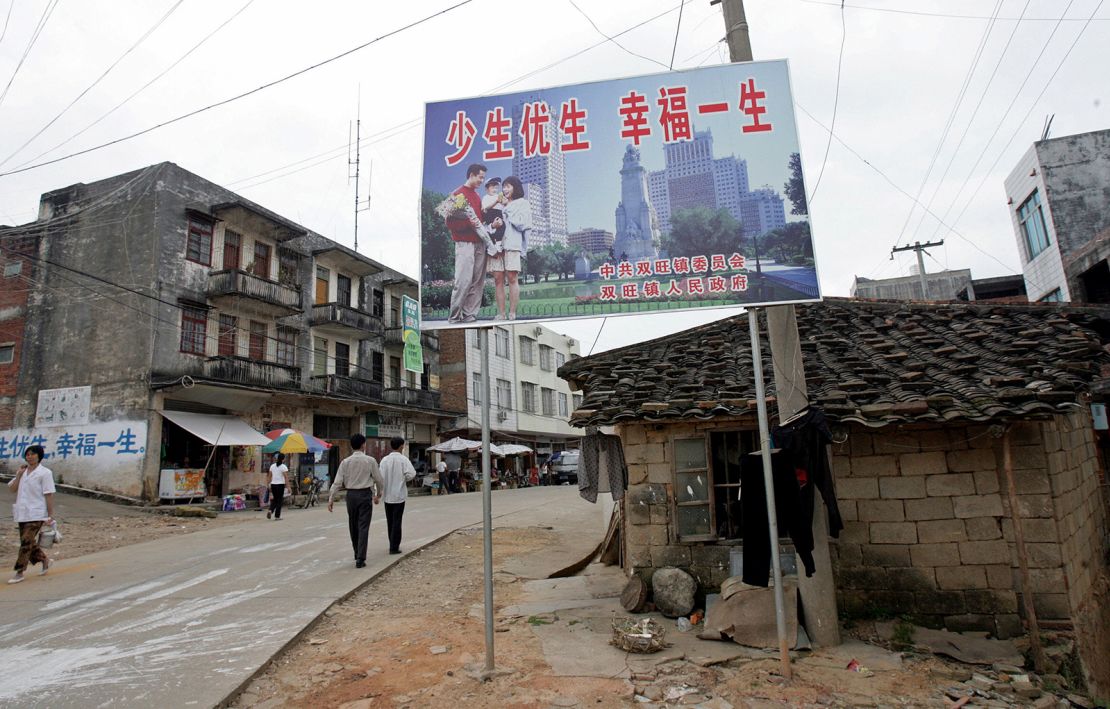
{"left": 748, "top": 308, "right": 792, "bottom": 679}
{"left": 915, "top": 244, "right": 928, "bottom": 300}
{"left": 479, "top": 327, "right": 494, "bottom": 672}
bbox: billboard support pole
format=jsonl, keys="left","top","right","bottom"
{"left": 480, "top": 326, "right": 495, "bottom": 672}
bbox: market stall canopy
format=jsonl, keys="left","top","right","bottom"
{"left": 159, "top": 411, "right": 271, "bottom": 446}
{"left": 428, "top": 437, "right": 508, "bottom": 456}
{"left": 496, "top": 444, "right": 533, "bottom": 456}
{"left": 262, "top": 428, "right": 332, "bottom": 454}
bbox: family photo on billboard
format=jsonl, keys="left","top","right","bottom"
{"left": 420, "top": 60, "right": 821, "bottom": 329}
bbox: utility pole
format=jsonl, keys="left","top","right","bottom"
{"left": 349, "top": 88, "right": 371, "bottom": 252}
{"left": 719, "top": 0, "right": 841, "bottom": 659}
{"left": 891, "top": 239, "right": 943, "bottom": 301}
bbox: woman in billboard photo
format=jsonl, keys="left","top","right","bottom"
{"left": 489, "top": 176, "right": 530, "bottom": 321}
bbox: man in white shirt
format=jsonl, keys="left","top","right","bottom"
{"left": 328, "top": 434, "right": 384, "bottom": 568}
{"left": 436, "top": 459, "right": 450, "bottom": 495}
{"left": 8, "top": 444, "right": 56, "bottom": 584}
{"left": 379, "top": 436, "right": 417, "bottom": 555}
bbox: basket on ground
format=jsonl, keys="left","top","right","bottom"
{"left": 610, "top": 617, "right": 666, "bottom": 653}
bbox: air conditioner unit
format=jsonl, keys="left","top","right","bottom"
{"left": 567, "top": 338, "right": 576, "bottom": 347}
{"left": 533, "top": 326, "right": 543, "bottom": 337}
{"left": 496, "top": 409, "right": 508, "bottom": 422}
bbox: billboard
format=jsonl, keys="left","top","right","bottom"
{"left": 420, "top": 59, "right": 820, "bottom": 329}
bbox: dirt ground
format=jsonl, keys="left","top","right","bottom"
{"left": 228, "top": 526, "right": 1096, "bottom": 709}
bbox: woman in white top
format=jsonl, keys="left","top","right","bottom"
{"left": 267, "top": 453, "right": 288, "bottom": 520}
{"left": 487, "top": 176, "right": 531, "bottom": 320}
{"left": 8, "top": 444, "right": 55, "bottom": 584}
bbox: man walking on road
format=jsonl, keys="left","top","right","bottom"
{"left": 328, "top": 434, "right": 384, "bottom": 568}
{"left": 379, "top": 437, "right": 417, "bottom": 554}
{"left": 436, "top": 458, "right": 450, "bottom": 495}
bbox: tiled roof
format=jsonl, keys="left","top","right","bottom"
{"left": 558, "top": 298, "right": 1110, "bottom": 428}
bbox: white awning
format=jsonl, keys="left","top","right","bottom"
{"left": 159, "top": 411, "right": 271, "bottom": 446}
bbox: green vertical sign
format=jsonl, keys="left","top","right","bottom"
{"left": 402, "top": 295, "right": 424, "bottom": 373}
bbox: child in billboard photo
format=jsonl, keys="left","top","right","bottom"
{"left": 488, "top": 176, "right": 531, "bottom": 321}
{"left": 481, "top": 177, "right": 507, "bottom": 247}
{"left": 438, "top": 163, "right": 502, "bottom": 323}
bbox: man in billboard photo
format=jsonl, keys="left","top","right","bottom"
{"left": 446, "top": 163, "right": 501, "bottom": 323}
{"left": 488, "top": 176, "right": 530, "bottom": 321}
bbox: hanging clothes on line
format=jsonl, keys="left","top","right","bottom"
{"left": 771, "top": 406, "right": 844, "bottom": 541}
{"left": 577, "top": 431, "right": 627, "bottom": 503}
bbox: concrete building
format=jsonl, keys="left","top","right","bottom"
{"left": 0, "top": 162, "right": 458, "bottom": 499}
{"left": 955, "top": 275, "right": 1028, "bottom": 303}
{"left": 438, "top": 323, "right": 582, "bottom": 462}
{"left": 567, "top": 227, "right": 614, "bottom": 253}
{"left": 1004, "top": 128, "right": 1110, "bottom": 303}
{"left": 0, "top": 233, "right": 37, "bottom": 430}
{"left": 511, "top": 100, "right": 568, "bottom": 249}
{"left": 851, "top": 269, "right": 972, "bottom": 301}
{"left": 738, "top": 186, "right": 786, "bottom": 240}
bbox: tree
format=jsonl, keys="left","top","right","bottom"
{"left": 547, "top": 243, "right": 577, "bottom": 279}
{"left": 661, "top": 207, "right": 742, "bottom": 260}
{"left": 525, "top": 248, "right": 550, "bottom": 284}
{"left": 784, "top": 152, "right": 808, "bottom": 216}
{"left": 421, "top": 189, "right": 455, "bottom": 282}
{"left": 760, "top": 221, "right": 812, "bottom": 262}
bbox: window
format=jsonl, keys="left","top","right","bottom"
{"left": 279, "top": 251, "right": 298, "bottom": 286}
{"left": 573, "top": 394, "right": 583, "bottom": 410}
{"left": 0, "top": 344, "right": 14, "bottom": 364}
{"left": 315, "top": 266, "right": 330, "bottom": 304}
{"left": 186, "top": 216, "right": 213, "bottom": 266}
{"left": 1038, "top": 288, "right": 1064, "bottom": 303}
{"left": 521, "top": 382, "right": 537, "bottom": 413}
{"left": 372, "top": 351, "right": 384, "bottom": 382}
{"left": 674, "top": 437, "right": 711, "bottom": 539}
{"left": 494, "top": 327, "right": 510, "bottom": 358}
{"left": 1018, "top": 190, "right": 1051, "bottom": 260}
{"left": 472, "top": 372, "right": 483, "bottom": 404}
{"left": 335, "top": 342, "right": 350, "bottom": 376}
{"left": 337, "top": 274, "right": 352, "bottom": 307}
{"left": 223, "top": 230, "right": 241, "bottom": 270}
{"left": 556, "top": 351, "right": 566, "bottom": 369}
{"left": 539, "top": 345, "right": 554, "bottom": 372}
{"left": 496, "top": 378, "right": 512, "bottom": 410}
{"left": 253, "top": 242, "right": 271, "bottom": 279}
{"left": 519, "top": 336, "right": 535, "bottom": 365}
{"left": 217, "top": 314, "right": 238, "bottom": 356}
{"left": 314, "top": 337, "right": 328, "bottom": 376}
{"left": 390, "top": 356, "right": 401, "bottom": 387}
{"left": 708, "top": 431, "right": 755, "bottom": 540}
{"left": 472, "top": 329, "right": 482, "bottom": 349}
{"left": 541, "top": 387, "right": 555, "bottom": 416}
{"left": 372, "top": 289, "right": 384, "bottom": 317}
{"left": 558, "top": 392, "right": 568, "bottom": 418}
{"left": 5, "top": 260, "right": 23, "bottom": 277}
{"left": 276, "top": 326, "right": 297, "bottom": 366}
{"left": 421, "top": 370, "right": 429, "bottom": 391}
{"left": 249, "top": 321, "right": 267, "bottom": 361}
{"left": 180, "top": 305, "right": 207, "bottom": 354}
{"left": 406, "top": 369, "right": 416, "bottom": 388}
{"left": 391, "top": 302, "right": 400, "bottom": 327}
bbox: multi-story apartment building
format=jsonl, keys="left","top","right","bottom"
{"left": 1004, "top": 128, "right": 1110, "bottom": 303}
{"left": 438, "top": 323, "right": 582, "bottom": 462}
{"left": 511, "top": 99, "right": 568, "bottom": 249}
{"left": 851, "top": 269, "right": 973, "bottom": 301}
{"left": 567, "top": 227, "right": 614, "bottom": 253}
{"left": 0, "top": 162, "right": 457, "bottom": 499}
{"left": 738, "top": 186, "right": 786, "bottom": 240}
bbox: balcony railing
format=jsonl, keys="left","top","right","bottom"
{"left": 204, "top": 355, "right": 301, "bottom": 389}
{"left": 384, "top": 326, "right": 405, "bottom": 346}
{"left": 383, "top": 387, "right": 441, "bottom": 409}
{"left": 206, "top": 269, "right": 302, "bottom": 312}
{"left": 310, "top": 374, "right": 383, "bottom": 401}
{"left": 309, "top": 303, "right": 383, "bottom": 335}
{"left": 420, "top": 332, "right": 439, "bottom": 352}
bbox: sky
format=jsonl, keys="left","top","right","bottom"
{"left": 0, "top": 0, "right": 1106, "bottom": 355}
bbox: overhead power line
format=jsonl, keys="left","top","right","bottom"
{"left": 796, "top": 0, "right": 1109, "bottom": 21}
{"left": 0, "top": 0, "right": 60, "bottom": 111}
{"left": 0, "top": 0, "right": 15, "bottom": 50}
{"left": 806, "top": 0, "right": 846, "bottom": 205}
{"left": 0, "top": 0, "right": 475, "bottom": 179}
{"left": 568, "top": 0, "right": 669, "bottom": 69}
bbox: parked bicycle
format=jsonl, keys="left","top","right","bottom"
{"left": 299, "top": 473, "right": 323, "bottom": 509}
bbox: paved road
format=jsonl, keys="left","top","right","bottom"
{"left": 0, "top": 486, "right": 600, "bottom": 708}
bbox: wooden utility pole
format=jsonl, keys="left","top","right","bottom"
{"left": 718, "top": 0, "right": 841, "bottom": 650}
{"left": 891, "top": 240, "right": 943, "bottom": 300}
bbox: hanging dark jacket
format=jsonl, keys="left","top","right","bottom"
{"left": 771, "top": 406, "right": 844, "bottom": 539}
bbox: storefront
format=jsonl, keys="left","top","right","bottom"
{"left": 158, "top": 410, "right": 271, "bottom": 499}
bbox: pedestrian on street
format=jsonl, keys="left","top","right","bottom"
{"left": 8, "top": 445, "right": 55, "bottom": 584}
{"left": 327, "top": 434, "right": 383, "bottom": 568}
{"left": 436, "top": 458, "right": 450, "bottom": 495}
{"left": 379, "top": 436, "right": 417, "bottom": 555}
{"left": 267, "top": 453, "right": 288, "bottom": 520}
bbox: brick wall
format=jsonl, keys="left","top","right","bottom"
{"left": 437, "top": 329, "right": 467, "bottom": 414}
{"left": 0, "top": 234, "right": 37, "bottom": 430}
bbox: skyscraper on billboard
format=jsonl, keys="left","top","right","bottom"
{"left": 512, "top": 100, "right": 568, "bottom": 248}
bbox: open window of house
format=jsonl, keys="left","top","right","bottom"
{"left": 223, "top": 230, "right": 241, "bottom": 271}
{"left": 673, "top": 430, "right": 756, "bottom": 542}
{"left": 335, "top": 342, "right": 350, "bottom": 377}
{"left": 709, "top": 430, "right": 755, "bottom": 540}
{"left": 673, "top": 437, "right": 713, "bottom": 540}
{"left": 253, "top": 243, "right": 271, "bottom": 279}
{"left": 249, "top": 321, "right": 267, "bottom": 361}
{"left": 316, "top": 266, "right": 330, "bottom": 304}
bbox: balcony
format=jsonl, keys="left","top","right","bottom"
{"left": 309, "top": 302, "right": 383, "bottom": 337}
{"left": 421, "top": 332, "right": 440, "bottom": 352}
{"left": 384, "top": 326, "right": 405, "bottom": 347}
{"left": 310, "top": 374, "right": 383, "bottom": 401}
{"left": 383, "top": 387, "right": 441, "bottom": 410}
{"left": 206, "top": 269, "right": 302, "bottom": 315}
{"left": 204, "top": 355, "right": 301, "bottom": 389}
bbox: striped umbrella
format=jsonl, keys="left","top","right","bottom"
{"left": 262, "top": 428, "right": 332, "bottom": 454}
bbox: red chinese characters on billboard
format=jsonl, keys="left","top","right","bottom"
{"left": 589, "top": 254, "right": 752, "bottom": 303}
{"left": 440, "top": 79, "right": 774, "bottom": 166}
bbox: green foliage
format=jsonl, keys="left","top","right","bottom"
{"left": 526, "top": 615, "right": 553, "bottom": 626}
{"left": 421, "top": 280, "right": 494, "bottom": 309}
{"left": 784, "top": 152, "right": 808, "bottom": 216}
{"left": 759, "top": 221, "right": 812, "bottom": 263}
{"left": 421, "top": 189, "right": 455, "bottom": 282}
{"left": 891, "top": 618, "right": 915, "bottom": 648}
{"left": 662, "top": 207, "right": 742, "bottom": 259}
{"left": 525, "top": 249, "right": 551, "bottom": 283}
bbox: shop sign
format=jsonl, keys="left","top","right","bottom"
{"left": 364, "top": 411, "right": 404, "bottom": 439}
{"left": 402, "top": 294, "right": 424, "bottom": 373}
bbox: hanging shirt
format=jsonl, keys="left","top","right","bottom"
{"left": 771, "top": 406, "right": 844, "bottom": 540}
{"left": 577, "top": 433, "right": 628, "bottom": 503}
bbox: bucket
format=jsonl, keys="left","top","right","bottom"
{"left": 38, "top": 526, "right": 56, "bottom": 549}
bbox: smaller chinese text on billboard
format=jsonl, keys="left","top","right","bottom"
{"left": 420, "top": 60, "right": 820, "bottom": 329}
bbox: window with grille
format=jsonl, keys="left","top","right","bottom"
{"left": 249, "top": 321, "right": 267, "bottom": 361}
{"left": 541, "top": 387, "right": 555, "bottom": 416}
{"left": 218, "top": 314, "right": 238, "bottom": 356}
{"left": 223, "top": 230, "right": 241, "bottom": 270}
{"left": 521, "top": 382, "right": 537, "bottom": 413}
{"left": 539, "top": 345, "right": 554, "bottom": 372}
{"left": 1018, "top": 190, "right": 1051, "bottom": 260}
{"left": 372, "top": 289, "right": 384, "bottom": 317}
{"left": 180, "top": 305, "right": 207, "bottom": 354}
{"left": 558, "top": 392, "right": 568, "bottom": 417}
{"left": 372, "top": 351, "right": 384, "bottom": 382}
{"left": 519, "top": 336, "right": 535, "bottom": 365}
{"left": 496, "top": 379, "right": 512, "bottom": 410}
{"left": 335, "top": 342, "right": 350, "bottom": 376}
{"left": 471, "top": 372, "right": 482, "bottom": 404}
{"left": 253, "top": 242, "right": 271, "bottom": 279}
{"left": 495, "top": 327, "right": 510, "bottom": 358}
{"left": 276, "top": 326, "right": 297, "bottom": 366}
{"left": 556, "top": 351, "right": 566, "bottom": 369}
{"left": 186, "top": 217, "right": 213, "bottom": 266}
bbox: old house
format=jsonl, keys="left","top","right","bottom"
{"left": 559, "top": 299, "right": 1109, "bottom": 685}
{"left": 0, "top": 162, "right": 458, "bottom": 499}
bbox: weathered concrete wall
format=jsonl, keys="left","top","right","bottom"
{"left": 1036, "top": 129, "right": 1110, "bottom": 260}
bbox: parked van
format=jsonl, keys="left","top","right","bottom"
{"left": 549, "top": 450, "right": 580, "bottom": 485}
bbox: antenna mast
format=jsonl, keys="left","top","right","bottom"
{"left": 348, "top": 87, "right": 371, "bottom": 251}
